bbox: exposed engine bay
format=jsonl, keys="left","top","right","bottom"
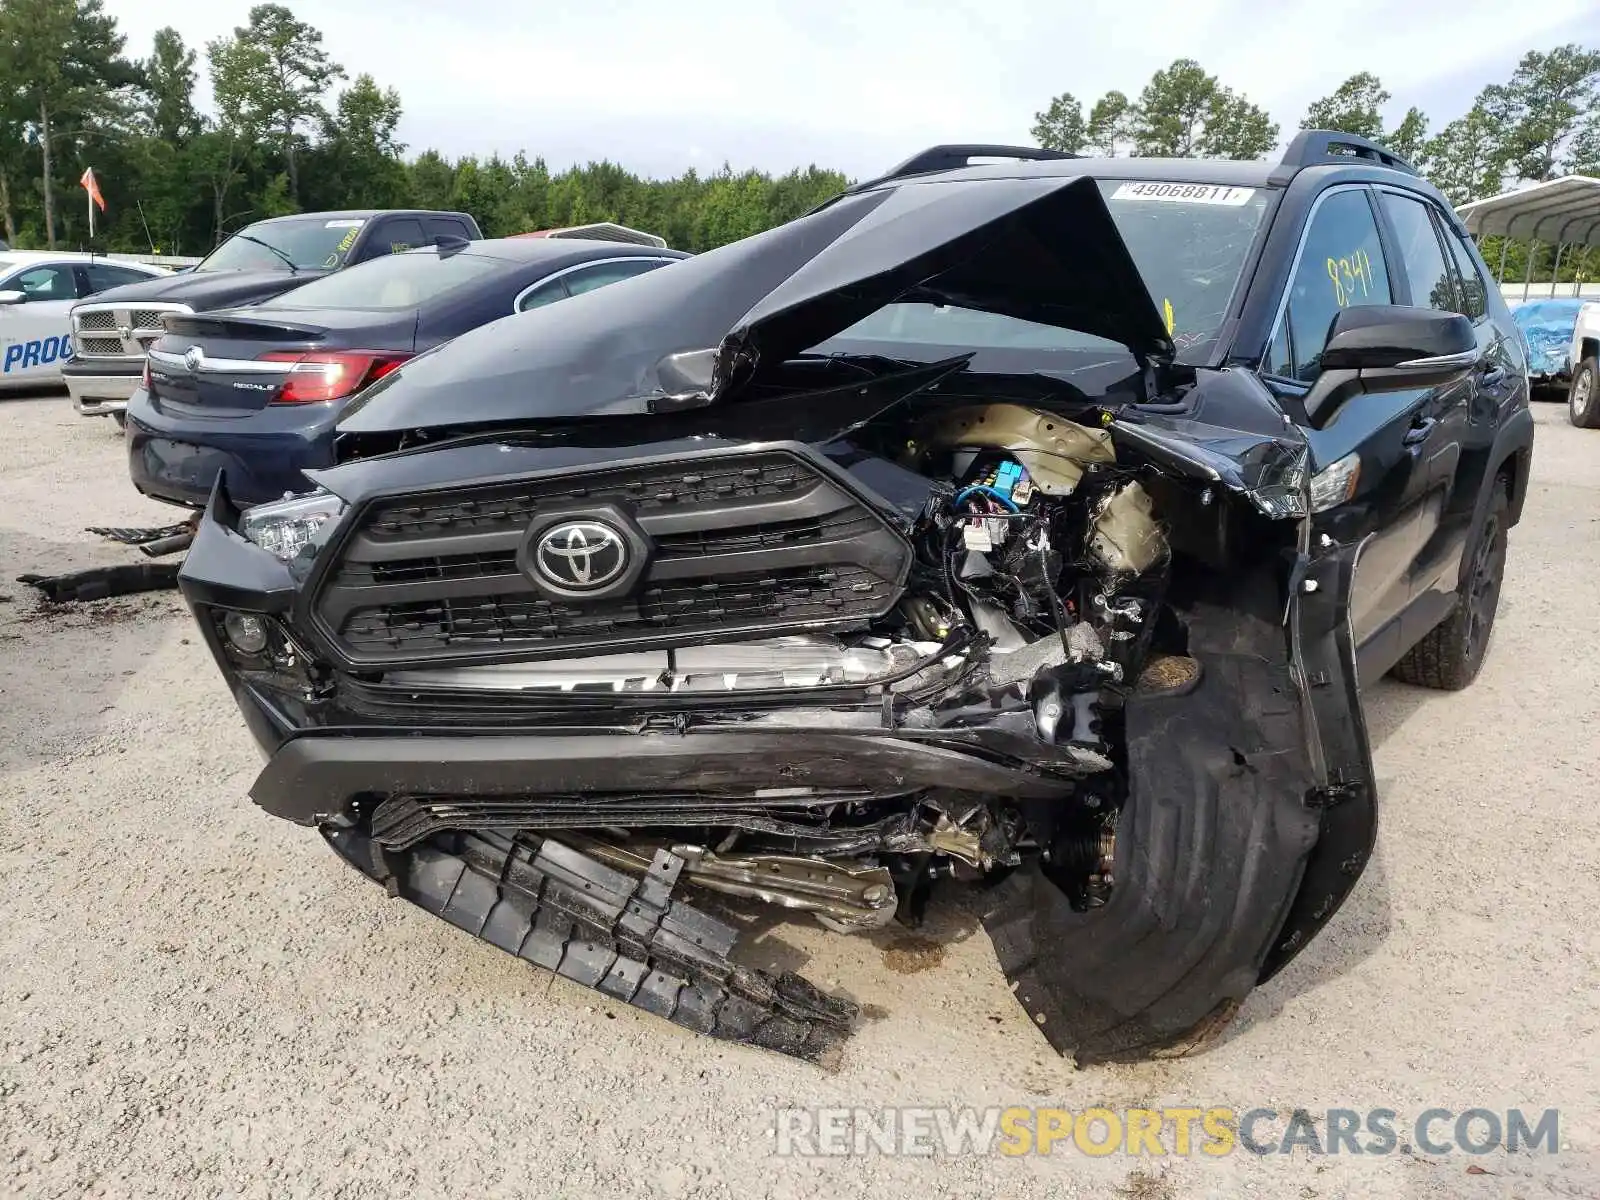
{"left": 359, "top": 403, "right": 1202, "bottom": 934}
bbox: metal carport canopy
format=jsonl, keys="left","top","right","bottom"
{"left": 1457, "top": 175, "right": 1600, "bottom": 247}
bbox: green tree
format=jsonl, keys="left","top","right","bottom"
{"left": 1568, "top": 115, "right": 1600, "bottom": 175}
{"left": 0, "top": 0, "right": 138, "bottom": 246}
{"left": 305, "top": 74, "right": 407, "bottom": 209}
{"left": 1086, "top": 91, "right": 1133, "bottom": 156}
{"left": 139, "top": 27, "right": 200, "bottom": 143}
{"left": 1301, "top": 72, "right": 1391, "bottom": 139}
{"left": 1425, "top": 105, "right": 1509, "bottom": 204}
{"left": 1483, "top": 44, "right": 1600, "bottom": 180}
{"left": 1200, "top": 88, "right": 1278, "bottom": 159}
{"left": 1130, "top": 60, "right": 1276, "bottom": 159}
{"left": 207, "top": 4, "right": 343, "bottom": 204}
{"left": 1031, "top": 92, "right": 1086, "bottom": 153}
{"left": 407, "top": 149, "right": 456, "bottom": 211}
{"left": 1387, "top": 106, "right": 1429, "bottom": 166}
{"left": 1131, "top": 59, "right": 1216, "bottom": 156}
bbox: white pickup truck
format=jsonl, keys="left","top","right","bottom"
{"left": 1567, "top": 301, "right": 1600, "bottom": 427}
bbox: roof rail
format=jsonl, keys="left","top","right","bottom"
{"left": 845, "top": 143, "right": 1082, "bottom": 195}
{"left": 1273, "top": 129, "right": 1418, "bottom": 181}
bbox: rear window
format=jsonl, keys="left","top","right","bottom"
{"left": 258, "top": 250, "right": 503, "bottom": 310}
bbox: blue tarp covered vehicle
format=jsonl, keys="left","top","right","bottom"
{"left": 1511, "top": 297, "right": 1589, "bottom": 385}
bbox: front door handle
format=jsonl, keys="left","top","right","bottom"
{"left": 1479, "top": 361, "right": 1506, "bottom": 387}
{"left": 1402, "top": 416, "right": 1437, "bottom": 446}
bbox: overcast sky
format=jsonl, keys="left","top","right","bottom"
{"left": 104, "top": 0, "right": 1599, "bottom": 180}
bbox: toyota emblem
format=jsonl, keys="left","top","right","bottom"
{"left": 183, "top": 346, "right": 204, "bottom": 372}
{"left": 534, "top": 521, "right": 628, "bottom": 592}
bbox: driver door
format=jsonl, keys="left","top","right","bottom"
{"left": 1260, "top": 186, "right": 1426, "bottom": 669}
{"left": 0, "top": 262, "right": 82, "bottom": 385}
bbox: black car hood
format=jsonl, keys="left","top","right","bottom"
{"left": 86, "top": 268, "right": 330, "bottom": 309}
{"left": 338, "top": 175, "right": 1175, "bottom": 436}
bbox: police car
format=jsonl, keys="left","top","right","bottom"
{"left": 0, "top": 252, "right": 169, "bottom": 391}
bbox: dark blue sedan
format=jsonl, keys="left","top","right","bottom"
{"left": 125, "top": 237, "right": 688, "bottom": 509}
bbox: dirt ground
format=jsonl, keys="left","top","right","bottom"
{"left": 1, "top": 392, "right": 1596, "bottom": 1200}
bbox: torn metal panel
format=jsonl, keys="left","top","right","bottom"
{"left": 335, "top": 177, "right": 1171, "bottom": 438}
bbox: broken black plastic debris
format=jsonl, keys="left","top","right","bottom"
{"left": 323, "top": 825, "right": 860, "bottom": 1066}
{"left": 17, "top": 562, "right": 181, "bottom": 604}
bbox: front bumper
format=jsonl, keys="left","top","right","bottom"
{"left": 63, "top": 360, "right": 142, "bottom": 415}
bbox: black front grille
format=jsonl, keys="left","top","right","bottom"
{"left": 312, "top": 448, "right": 912, "bottom": 667}
{"left": 362, "top": 452, "right": 820, "bottom": 541}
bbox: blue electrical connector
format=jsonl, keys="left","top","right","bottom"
{"left": 952, "top": 484, "right": 1020, "bottom": 512}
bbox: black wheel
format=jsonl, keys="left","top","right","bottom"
{"left": 1391, "top": 486, "right": 1509, "bottom": 690}
{"left": 1570, "top": 356, "right": 1600, "bottom": 428}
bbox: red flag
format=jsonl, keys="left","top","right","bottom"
{"left": 80, "top": 167, "right": 106, "bottom": 212}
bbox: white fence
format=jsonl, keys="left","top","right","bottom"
{"left": 1500, "top": 282, "right": 1600, "bottom": 303}
{"left": 103, "top": 252, "right": 203, "bottom": 268}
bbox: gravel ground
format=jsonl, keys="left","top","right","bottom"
{"left": 1, "top": 392, "right": 1597, "bottom": 1200}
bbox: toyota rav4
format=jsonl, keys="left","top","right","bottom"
{"left": 176, "top": 132, "right": 1533, "bottom": 1066}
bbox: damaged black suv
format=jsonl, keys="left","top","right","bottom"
{"left": 178, "top": 131, "right": 1533, "bottom": 1066}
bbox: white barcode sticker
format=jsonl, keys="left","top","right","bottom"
{"left": 1111, "top": 182, "right": 1256, "bottom": 206}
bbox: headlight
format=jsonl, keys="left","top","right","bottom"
{"left": 1308, "top": 452, "right": 1361, "bottom": 513}
{"left": 240, "top": 490, "right": 347, "bottom": 569}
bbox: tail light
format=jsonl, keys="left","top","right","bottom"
{"left": 255, "top": 351, "right": 411, "bottom": 405}
{"left": 141, "top": 359, "right": 151, "bottom": 391}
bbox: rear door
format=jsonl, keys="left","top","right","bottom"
{"left": 0, "top": 261, "right": 82, "bottom": 385}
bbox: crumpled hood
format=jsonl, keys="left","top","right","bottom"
{"left": 84, "top": 268, "right": 330, "bottom": 310}
{"left": 338, "top": 174, "right": 1175, "bottom": 436}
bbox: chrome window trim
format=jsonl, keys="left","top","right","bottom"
{"left": 512, "top": 255, "right": 678, "bottom": 313}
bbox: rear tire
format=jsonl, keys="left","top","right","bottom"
{"left": 1570, "top": 357, "right": 1600, "bottom": 428}
{"left": 1390, "top": 487, "right": 1509, "bottom": 690}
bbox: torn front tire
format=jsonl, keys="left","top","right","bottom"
{"left": 983, "top": 649, "right": 1320, "bottom": 1063}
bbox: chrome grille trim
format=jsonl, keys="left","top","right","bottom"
{"left": 69, "top": 301, "right": 193, "bottom": 361}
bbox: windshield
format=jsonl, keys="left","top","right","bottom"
{"left": 198, "top": 217, "right": 367, "bottom": 272}
{"left": 259, "top": 249, "right": 501, "bottom": 309}
{"left": 813, "top": 178, "right": 1272, "bottom": 371}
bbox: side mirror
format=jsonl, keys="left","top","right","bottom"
{"left": 1320, "top": 305, "right": 1477, "bottom": 371}
{"left": 0, "top": 289, "right": 26, "bottom": 305}
{"left": 1305, "top": 305, "right": 1478, "bottom": 426}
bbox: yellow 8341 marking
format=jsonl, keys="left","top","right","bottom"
{"left": 1326, "top": 248, "right": 1376, "bottom": 308}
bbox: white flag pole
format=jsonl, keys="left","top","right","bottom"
{"left": 88, "top": 184, "right": 94, "bottom": 240}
